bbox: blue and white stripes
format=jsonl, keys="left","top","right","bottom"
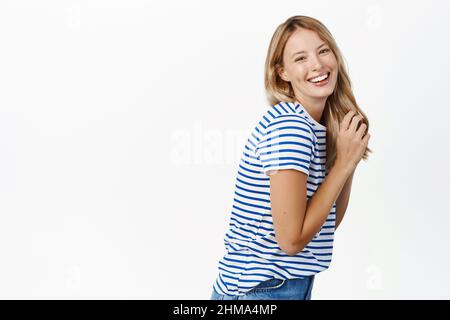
{"left": 212, "top": 100, "right": 336, "bottom": 296}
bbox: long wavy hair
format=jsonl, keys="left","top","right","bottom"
{"left": 264, "top": 15, "right": 372, "bottom": 171}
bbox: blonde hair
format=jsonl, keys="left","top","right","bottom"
{"left": 264, "top": 15, "right": 372, "bottom": 171}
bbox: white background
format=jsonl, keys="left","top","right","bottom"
{"left": 0, "top": 0, "right": 449, "bottom": 299}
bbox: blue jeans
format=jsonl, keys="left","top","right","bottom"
{"left": 210, "top": 276, "right": 315, "bottom": 300}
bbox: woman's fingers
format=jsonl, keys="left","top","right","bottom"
{"left": 355, "top": 122, "right": 367, "bottom": 140}
{"left": 348, "top": 114, "right": 363, "bottom": 133}
{"left": 340, "top": 110, "right": 355, "bottom": 132}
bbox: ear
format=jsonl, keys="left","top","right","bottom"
{"left": 277, "top": 65, "right": 289, "bottom": 82}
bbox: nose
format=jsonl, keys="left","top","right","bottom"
{"left": 310, "top": 55, "right": 323, "bottom": 72}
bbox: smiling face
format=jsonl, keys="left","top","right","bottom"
{"left": 278, "top": 28, "right": 338, "bottom": 103}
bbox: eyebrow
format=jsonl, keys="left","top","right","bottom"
{"left": 291, "top": 43, "right": 328, "bottom": 57}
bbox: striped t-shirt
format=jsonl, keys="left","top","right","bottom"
{"left": 212, "top": 100, "right": 337, "bottom": 296}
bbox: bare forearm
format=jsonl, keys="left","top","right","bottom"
{"left": 335, "top": 168, "right": 355, "bottom": 230}
{"left": 295, "top": 163, "right": 354, "bottom": 252}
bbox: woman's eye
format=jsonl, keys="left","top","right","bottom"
{"left": 295, "top": 49, "right": 330, "bottom": 62}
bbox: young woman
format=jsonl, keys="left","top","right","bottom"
{"left": 210, "top": 15, "right": 372, "bottom": 300}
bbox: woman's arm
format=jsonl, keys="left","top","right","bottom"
{"left": 334, "top": 167, "right": 356, "bottom": 230}
{"left": 293, "top": 161, "right": 355, "bottom": 254}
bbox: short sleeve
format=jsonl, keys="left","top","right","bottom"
{"left": 255, "top": 116, "right": 315, "bottom": 177}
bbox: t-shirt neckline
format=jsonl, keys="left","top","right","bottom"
{"left": 293, "top": 101, "right": 326, "bottom": 131}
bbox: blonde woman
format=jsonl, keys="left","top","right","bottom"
{"left": 210, "top": 15, "right": 372, "bottom": 300}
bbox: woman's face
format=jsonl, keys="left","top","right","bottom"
{"left": 279, "top": 28, "right": 338, "bottom": 101}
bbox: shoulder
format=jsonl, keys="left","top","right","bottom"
{"left": 253, "top": 104, "right": 315, "bottom": 148}
{"left": 251, "top": 101, "right": 315, "bottom": 148}
{"left": 262, "top": 102, "right": 314, "bottom": 135}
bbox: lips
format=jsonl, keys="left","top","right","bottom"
{"left": 307, "top": 72, "right": 330, "bottom": 83}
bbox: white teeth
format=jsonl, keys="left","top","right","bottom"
{"left": 309, "top": 73, "right": 329, "bottom": 83}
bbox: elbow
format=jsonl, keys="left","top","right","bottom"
{"left": 283, "top": 248, "right": 299, "bottom": 256}
{"left": 281, "top": 240, "right": 305, "bottom": 257}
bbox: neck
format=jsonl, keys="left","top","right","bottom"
{"left": 295, "top": 95, "right": 327, "bottom": 124}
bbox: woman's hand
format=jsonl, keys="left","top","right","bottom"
{"left": 334, "top": 110, "right": 370, "bottom": 171}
